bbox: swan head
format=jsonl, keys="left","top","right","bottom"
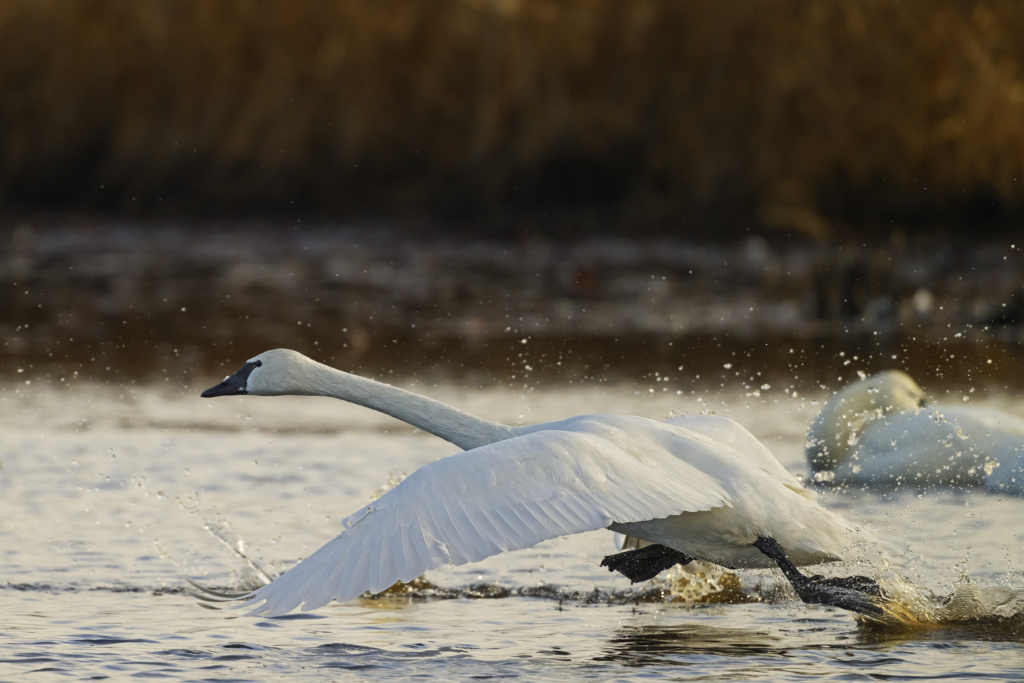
{"left": 201, "top": 349, "right": 320, "bottom": 397}
{"left": 806, "top": 370, "right": 926, "bottom": 474}
{"left": 855, "top": 370, "right": 926, "bottom": 413}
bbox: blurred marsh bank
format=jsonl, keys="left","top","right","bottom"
{"left": 1, "top": 224, "right": 1022, "bottom": 392}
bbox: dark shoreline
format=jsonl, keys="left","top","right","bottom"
{"left": 2, "top": 222, "right": 1021, "bottom": 391}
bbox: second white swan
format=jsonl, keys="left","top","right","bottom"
{"left": 806, "top": 370, "right": 1024, "bottom": 493}
{"left": 201, "top": 349, "right": 883, "bottom": 617}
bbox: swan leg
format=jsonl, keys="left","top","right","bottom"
{"left": 600, "top": 544, "right": 693, "bottom": 583}
{"left": 752, "top": 536, "right": 884, "bottom": 617}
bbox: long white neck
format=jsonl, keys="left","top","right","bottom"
{"left": 291, "top": 361, "right": 520, "bottom": 450}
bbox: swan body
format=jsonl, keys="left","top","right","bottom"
{"left": 806, "top": 370, "right": 1024, "bottom": 492}
{"left": 202, "top": 349, "right": 873, "bottom": 617}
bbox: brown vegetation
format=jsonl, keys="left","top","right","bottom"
{"left": 1, "top": 0, "right": 1023, "bottom": 235}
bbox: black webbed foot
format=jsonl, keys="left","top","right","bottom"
{"left": 600, "top": 544, "right": 693, "bottom": 583}
{"left": 793, "top": 575, "right": 886, "bottom": 617}
{"left": 806, "top": 573, "right": 882, "bottom": 597}
{"left": 753, "top": 536, "right": 885, "bottom": 618}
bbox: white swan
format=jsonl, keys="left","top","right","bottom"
{"left": 201, "top": 349, "right": 883, "bottom": 617}
{"left": 806, "top": 370, "right": 1024, "bottom": 493}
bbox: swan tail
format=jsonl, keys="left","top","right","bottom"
{"left": 613, "top": 533, "right": 651, "bottom": 551}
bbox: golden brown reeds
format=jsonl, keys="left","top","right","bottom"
{"left": 0, "top": 0, "right": 1022, "bottom": 234}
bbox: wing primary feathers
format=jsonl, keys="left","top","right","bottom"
{"left": 508, "top": 501, "right": 550, "bottom": 539}
{"left": 433, "top": 494, "right": 474, "bottom": 564}
{"left": 373, "top": 533, "right": 396, "bottom": 594}
{"left": 231, "top": 423, "right": 748, "bottom": 616}
{"left": 439, "top": 494, "right": 487, "bottom": 563}
{"left": 477, "top": 505, "right": 528, "bottom": 552}
{"left": 454, "top": 495, "right": 504, "bottom": 560}
{"left": 339, "top": 539, "right": 372, "bottom": 604}
{"left": 302, "top": 544, "right": 349, "bottom": 611}
{"left": 396, "top": 526, "right": 422, "bottom": 582}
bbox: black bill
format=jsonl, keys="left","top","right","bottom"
{"left": 201, "top": 361, "right": 259, "bottom": 397}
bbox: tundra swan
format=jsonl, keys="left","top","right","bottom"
{"left": 201, "top": 349, "right": 883, "bottom": 617}
{"left": 806, "top": 370, "right": 1024, "bottom": 493}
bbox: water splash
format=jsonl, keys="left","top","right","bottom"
{"left": 658, "top": 562, "right": 753, "bottom": 604}
{"left": 175, "top": 496, "right": 275, "bottom": 591}
{"left": 857, "top": 578, "right": 1024, "bottom": 634}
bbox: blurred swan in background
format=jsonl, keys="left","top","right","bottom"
{"left": 199, "top": 349, "right": 884, "bottom": 617}
{"left": 806, "top": 370, "right": 1024, "bottom": 493}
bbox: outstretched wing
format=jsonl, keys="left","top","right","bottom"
{"left": 663, "top": 414, "right": 807, "bottom": 491}
{"left": 609, "top": 414, "right": 808, "bottom": 552}
{"left": 241, "top": 427, "right": 733, "bottom": 616}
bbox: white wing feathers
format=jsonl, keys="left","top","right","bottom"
{"left": 242, "top": 427, "right": 732, "bottom": 616}
{"left": 663, "top": 414, "right": 808, "bottom": 492}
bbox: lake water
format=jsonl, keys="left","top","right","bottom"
{"left": 3, "top": 377, "right": 1024, "bottom": 681}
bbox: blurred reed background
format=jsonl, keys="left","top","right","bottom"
{"left": 2, "top": 0, "right": 1023, "bottom": 388}
{"left": 2, "top": 0, "right": 1023, "bottom": 235}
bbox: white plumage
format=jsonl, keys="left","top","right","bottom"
{"left": 806, "top": 370, "right": 1024, "bottom": 492}
{"left": 202, "top": 349, "right": 867, "bottom": 617}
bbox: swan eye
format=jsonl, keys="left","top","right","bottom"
{"left": 253, "top": 360, "right": 263, "bottom": 368}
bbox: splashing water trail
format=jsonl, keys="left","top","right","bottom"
{"left": 859, "top": 581, "right": 1024, "bottom": 634}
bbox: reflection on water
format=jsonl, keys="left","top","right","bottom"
{"left": 598, "top": 622, "right": 781, "bottom": 664}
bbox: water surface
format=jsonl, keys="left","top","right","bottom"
{"left": 3, "top": 380, "right": 1024, "bottom": 680}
